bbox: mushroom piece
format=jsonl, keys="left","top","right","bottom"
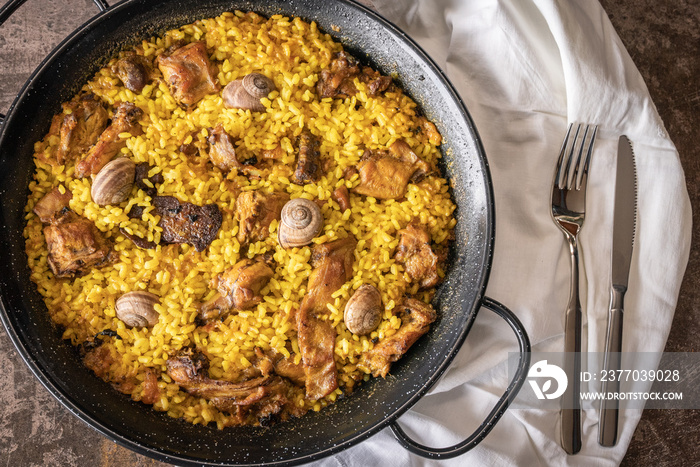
{"left": 344, "top": 284, "right": 382, "bottom": 335}
{"left": 277, "top": 198, "right": 323, "bottom": 249}
{"left": 222, "top": 73, "right": 276, "bottom": 112}
{"left": 115, "top": 291, "right": 160, "bottom": 328}
{"left": 90, "top": 157, "right": 136, "bottom": 206}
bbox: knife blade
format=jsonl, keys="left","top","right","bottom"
{"left": 598, "top": 135, "right": 637, "bottom": 447}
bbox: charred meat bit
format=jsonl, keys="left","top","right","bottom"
{"left": 134, "top": 162, "right": 164, "bottom": 197}
{"left": 395, "top": 221, "right": 441, "bottom": 289}
{"left": 75, "top": 102, "right": 143, "bottom": 178}
{"left": 112, "top": 53, "right": 152, "bottom": 93}
{"left": 297, "top": 236, "right": 356, "bottom": 400}
{"left": 166, "top": 349, "right": 301, "bottom": 425}
{"left": 55, "top": 94, "right": 109, "bottom": 166}
{"left": 152, "top": 196, "right": 222, "bottom": 252}
{"left": 200, "top": 257, "right": 275, "bottom": 322}
{"left": 234, "top": 190, "right": 289, "bottom": 244}
{"left": 157, "top": 41, "right": 220, "bottom": 107}
{"left": 43, "top": 210, "right": 114, "bottom": 278}
{"left": 417, "top": 116, "right": 442, "bottom": 146}
{"left": 33, "top": 186, "right": 72, "bottom": 223}
{"left": 353, "top": 140, "right": 430, "bottom": 200}
{"left": 119, "top": 227, "right": 157, "bottom": 250}
{"left": 359, "top": 298, "right": 436, "bottom": 378}
{"left": 317, "top": 51, "right": 391, "bottom": 99}
{"left": 332, "top": 185, "right": 351, "bottom": 212}
{"left": 292, "top": 130, "right": 322, "bottom": 185}
{"left": 141, "top": 368, "right": 161, "bottom": 405}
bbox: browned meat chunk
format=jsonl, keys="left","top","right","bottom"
{"left": 112, "top": 53, "right": 152, "bottom": 93}
{"left": 43, "top": 210, "right": 113, "bottom": 278}
{"left": 395, "top": 221, "right": 441, "bottom": 289}
{"left": 141, "top": 368, "right": 161, "bottom": 405}
{"left": 250, "top": 348, "right": 306, "bottom": 387}
{"left": 234, "top": 190, "right": 289, "bottom": 244}
{"left": 332, "top": 185, "right": 351, "bottom": 212}
{"left": 166, "top": 349, "right": 302, "bottom": 426}
{"left": 207, "top": 124, "right": 263, "bottom": 178}
{"left": 54, "top": 94, "right": 109, "bottom": 166}
{"left": 317, "top": 51, "right": 392, "bottom": 99}
{"left": 418, "top": 116, "right": 442, "bottom": 146}
{"left": 353, "top": 140, "right": 429, "bottom": 200}
{"left": 297, "top": 236, "right": 356, "bottom": 400}
{"left": 33, "top": 186, "right": 72, "bottom": 223}
{"left": 119, "top": 227, "right": 157, "bottom": 250}
{"left": 157, "top": 41, "right": 220, "bottom": 107}
{"left": 152, "top": 196, "right": 222, "bottom": 252}
{"left": 200, "top": 257, "right": 275, "bottom": 322}
{"left": 292, "top": 130, "right": 322, "bottom": 185}
{"left": 75, "top": 102, "right": 143, "bottom": 178}
{"left": 359, "top": 298, "right": 436, "bottom": 377}
{"left": 134, "top": 162, "right": 164, "bottom": 197}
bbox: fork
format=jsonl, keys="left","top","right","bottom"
{"left": 550, "top": 122, "right": 598, "bottom": 455}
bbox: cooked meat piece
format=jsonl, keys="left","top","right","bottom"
{"left": 134, "top": 162, "right": 164, "bottom": 197}
{"left": 395, "top": 221, "right": 441, "bottom": 289}
{"left": 141, "top": 368, "right": 161, "bottom": 405}
{"left": 166, "top": 349, "right": 301, "bottom": 425}
{"left": 297, "top": 236, "right": 356, "bottom": 400}
{"left": 55, "top": 94, "right": 109, "bottom": 165}
{"left": 127, "top": 205, "right": 146, "bottom": 219}
{"left": 157, "top": 41, "right": 220, "bottom": 107}
{"left": 75, "top": 102, "right": 143, "bottom": 178}
{"left": 251, "top": 348, "right": 306, "bottom": 387}
{"left": 82, "top": 343, "right": 115, "bottom": 380}
{"left": 43, "top": 210, "right": 113, "bottom": 278}
{"left": 200, "top": 257, "right": 274, "bottom": 321}
{"left": 332, "top": 185, "right": 350, "bottom": 212}
{"left": 33, "top": 186, "right": 72, "bottom": 223}
{"left": 234, "top": 190, "right": 289, "bottom": 244}
{"left": 292, "top": 130, "right": 322, "bottom": 185}
{"left": 317, "top": 51, "right": 392, "bottom": 99}
{"left": 353, "top": 140, "right": 430, "bottom": 200}
{"left": 152, "top": 196, "right": 222, "bottom": 252}
{"left": 261, "top": 145, "right": 284, "bottom": 160}
{"left": 119, "top": 227, "right": 157, "bottom": 250}
{"left": 112, "top": 53, "right": 152, "bottom": 93}
{"left": 417, "top": 116, "right": 442, "bottom": 146}
{"left": 207, "top": 124, "right": 264, "bottom": 178}
{"left": 359, "top": 298, "right": 436, "bottom": 378}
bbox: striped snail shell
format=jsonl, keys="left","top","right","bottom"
{"left": 277, "top": 198, "right": 322, "bottom": 249}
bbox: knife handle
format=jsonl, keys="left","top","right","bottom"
{"left": 599, "top": 286, "right": 625, "bottom": 446}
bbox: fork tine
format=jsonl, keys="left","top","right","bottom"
{"left": 562, "top": 124, "right": 583, "bottom": 189}
{"left": 574, "top": 124, "right": 597, "bottom": 190}
{"left": 555, "top": 123, "right": 574, "bottom": 189}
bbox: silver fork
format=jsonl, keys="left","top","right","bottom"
{"left": 550, "top": 122, "right": 598, "bottom": 455}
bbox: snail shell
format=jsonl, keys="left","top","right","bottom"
{"left": 115, "top": 291, "right": 160, "bottom": 328}
{"left": 91, "top": 157, "right": 135, "bottom": 206}
{"left": 277, "top": 198, "right": 323, "bottom": 249}
{"left": 344, "top": 284, "right": 383, "bottom": 336}
{"left": 222, "top": 73, "right": 276, "bottom": 112}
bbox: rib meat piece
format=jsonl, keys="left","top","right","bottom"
{"left": 54, "top": 94, "right": 109, "bottom": 166}
{"left": 395, "top": 221, "right": 441, "bottom": 289}
{"left": 152, "top": 196, "right": 222, "bottom": 252}
{"left": 166, "top": 349, "right": 302, "bottom": 426}
{"left": 112, "top": 52, "right": 152, "bottom": 93}
{"left": 75, "top": 102, "right": 143, "bottom": 178}
{"left": 207, "top": 124, "right": 263, "bottom": 178}
{"left": 292, "top": 130, "right": 322, "bottom": 185}
{"left": 359, "top": 298, "right": 436, "bottom": 378}
{"left": 297, "top": 236, "right": 356, "bottom": 400}
{"left": 157, "top": 41, "right": 220, "bottom": 107}
{"left": 33, "top": 187, "right": 72, "bottom": 223}
{"left": 353, "top": 140, "right": 429, "bottom": 200}
{"left": 200, "top": 257, "right": 274, "bottom": 322}
{"left": 43, "top": 209, "right": 114, "bottom": 278}
{"left": 317, "top": 51, "right": 392, "bottom": 99}
{"left": 234, "top": 190, "right": 289, "bottom": 244}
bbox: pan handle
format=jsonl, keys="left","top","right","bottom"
{"left": 389, "top": 296, "right": 531, "bottom": 459}
{"left": 0, "top": 0, "right": 110, "bottom": 124}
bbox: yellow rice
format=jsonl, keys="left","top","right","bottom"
{"left": 23, "top": 11, "right": 457, "bottom": 428}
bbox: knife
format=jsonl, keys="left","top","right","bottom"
{"left": 598, "top": 135, "right": 637, "bottom": 446}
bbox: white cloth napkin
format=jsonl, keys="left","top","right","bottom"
{"left": 311, "top": 0, "right": 693, "bottom": 466}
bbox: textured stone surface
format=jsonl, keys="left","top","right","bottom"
{"left": 0, "top": 0, "right": 697, "bottom": 465}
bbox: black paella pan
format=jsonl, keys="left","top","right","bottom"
{"left": 0, "top": 0, "right": 531, "bottom": 464}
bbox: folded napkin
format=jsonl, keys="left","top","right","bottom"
{"left": 312, "top": 0, "right": 692, "bottom": 465}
